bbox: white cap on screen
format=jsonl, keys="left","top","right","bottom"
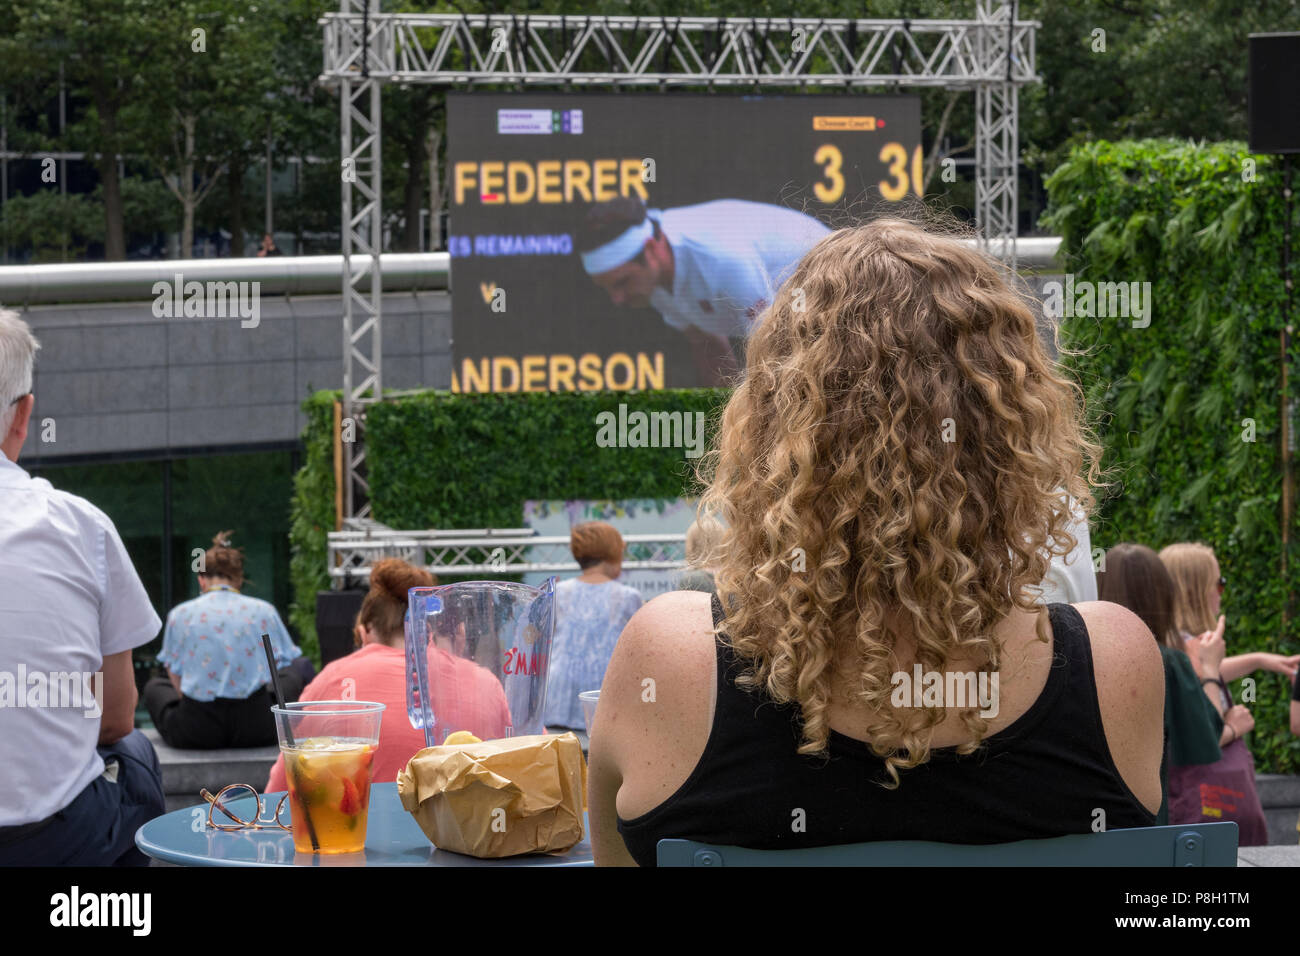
{"left": 580, "top": 218, "right": 654, "bottom": 275}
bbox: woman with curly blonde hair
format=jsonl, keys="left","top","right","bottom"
{"left": 588, "top": 219, "right": 1165, "bottom": 866}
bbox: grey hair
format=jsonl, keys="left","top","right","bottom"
{"left": 0, "top": 309, "right": 39, "bottom": 437}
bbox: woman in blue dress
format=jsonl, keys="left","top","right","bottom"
{"left": 544, "top": 522, "right": 643, "bottom": 731}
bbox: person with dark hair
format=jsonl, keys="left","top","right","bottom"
{"left": 256, "top": 232, "right": 282, "bottom": 257}
{"left": 1095, "top": 543, "right": 1225, "bottom": 826}
{"left": 588, "top": 219, "right": 1165, "bottom": 866}
{"left": 265, "top": 558, "right": 511, "bottom": 792}
{"left": 143, "top": 531, "right": 311, "bottom": 748}
{"left": 544, "top": 522, "right": 644, "bottom": 731}
{"left": 577, "top": 196, "right": 829, "bottom": 385}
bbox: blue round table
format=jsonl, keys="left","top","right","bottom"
{"left": 135, "top": 783, "right": 593, "bottom": 867}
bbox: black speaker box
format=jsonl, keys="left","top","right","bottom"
{"left": 1249, "top": 33, "right": 1300, "bottom": 154}
{"left": 316, "top": 589, "right": 368, "bottom": 666}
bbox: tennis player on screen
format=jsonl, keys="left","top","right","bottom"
{"left": 578, "top": 197, "right": 830, "bottom": 386}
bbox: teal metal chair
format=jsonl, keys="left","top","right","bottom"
{"left": 657, "top": 822, "right": 1239, "bottom": 866}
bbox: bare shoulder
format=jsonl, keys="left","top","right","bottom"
{"left": 1072, "top": 600, "right": 1164, "bottom": 701}
{"left": 593, "top": 589, "right": 718, "bottom": 818}
{"left": 1071, "top": 600, "right": 1164, "bottom": 815}
{"left": 1073, "top": 601, "right": 1163, "bottom": 674}
{"left": 604, "top": 590, "right": 717, "bottom": 704}
{"left": 624, "top": 588, "right": 715, "bottom": 640}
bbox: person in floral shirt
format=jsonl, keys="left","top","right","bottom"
{"left": 143, "top": 532, "right": 312, "bottom": 748}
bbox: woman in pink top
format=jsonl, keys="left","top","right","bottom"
{"left": 267, "top": 559, "right": 511, "bottom": 792}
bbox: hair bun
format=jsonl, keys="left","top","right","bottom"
{"left": 369, "top": 558, "right": 434, "bottom": 604}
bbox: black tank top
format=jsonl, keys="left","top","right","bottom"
{"left": 617, "top": 596, "right": 1157, "bottom": 867}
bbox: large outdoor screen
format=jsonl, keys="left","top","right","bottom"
{"left": 447, "top": 92, "right": 922, "bottom": 391}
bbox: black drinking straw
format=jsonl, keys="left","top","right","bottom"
{"left": 263, "top": 634, "right": 319, "bottom": 851}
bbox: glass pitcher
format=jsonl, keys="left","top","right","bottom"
{"left": 405, "top": 578, "right": 556, "bottom": 747}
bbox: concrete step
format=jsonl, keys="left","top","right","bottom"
{"left": 1237, "top": 844, "right": 1300, "bottom": 866}
{"left": 144, "top": 729, "right": 280, "bottom": 812}
{"left": 1255, "top": 774, "right": 1300, "bottom": 847}
{"left": 1257, "top": 773, "right": 1300, "bottom": 807}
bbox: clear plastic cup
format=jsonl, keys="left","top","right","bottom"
{"left": 272, "top": 700, "right": 385, "bottom": 854}
{"left": 579, "top": 690, "right": 600, "bottom": 733}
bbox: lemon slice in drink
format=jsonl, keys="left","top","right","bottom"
{"left": 443, "top": 731, "right": 481, "bottom": 745}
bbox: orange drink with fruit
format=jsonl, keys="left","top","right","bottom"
{"left": 283, "top": 739, "right": 377, "bottom": 853}
{"left": 272, "top": 701, "right": 385, "bottom": 854}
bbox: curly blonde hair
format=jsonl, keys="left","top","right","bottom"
{"left": 696, "top": 218, "right": 1103, "bottom": 785}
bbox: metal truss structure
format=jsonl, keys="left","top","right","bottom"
{"left": 326, "top": 0, "right": 385, "bottom": 520}
{"left": 319, "top": 2, "right": 1037, "bottom": 526}
{"left": 329, "top": 523, "right": 688, "bottom": 581}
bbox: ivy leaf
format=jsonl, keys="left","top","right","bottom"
{"left": 1179, "top": 471, "right": 1214, "bottom": 510}
{"left": 1138, "top": 353, "right": 1169, "bottom": 401}
{"left": 1162, "top": 381, "right": 1189, "bottom": 423}
{"left": 1165, "top": 198, "right": 1200, "bottom": 248}
{"left": 1192, "top": 385, "right": 1226, "bottom": 426}
{"left": 1188, "top": 288, "right": 1211, "bottom": 340}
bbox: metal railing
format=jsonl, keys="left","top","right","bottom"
{"left": 328, "top": 525, "right": 688, "bottom": 582}
{"left": 0, "top": 252, "right": 449, "bottom": 306}
{"left": 0, "top": 238, "right": 1061, "bottom": 307}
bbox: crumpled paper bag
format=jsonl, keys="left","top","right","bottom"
{"left": 396, "top": 732, "right": 587, "bottom": 858}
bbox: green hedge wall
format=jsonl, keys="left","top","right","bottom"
{"left": 289, "top": 388, "right": 728, "bottom": 654}
{"left": 1044, "top": 139, "right": 1300, "bottom": 774}
{"left": 287, "top": 392, "right": 337, "bottom": 661}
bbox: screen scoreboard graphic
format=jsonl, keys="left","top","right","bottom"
{"left": 447, "top": 92, "right": 922, "bottom": 392}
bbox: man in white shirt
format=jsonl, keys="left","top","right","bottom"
{"left": 1034, "top": 500, "right": 1099, "bottom": 605}
{"left": 579, "top": 197, "right": 830, "bottom": 385}
{"left": 0, "top": 309, "right": 164, "bottom": 865}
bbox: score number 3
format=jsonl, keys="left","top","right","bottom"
{"left": 813, "top": 143, "right": 924, "bottom": 203}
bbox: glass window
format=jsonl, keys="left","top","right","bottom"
{"left": 28, "top": 458, "right": 166, "bottom": 625}
{"left": 170, "top": 451, "right": 294, "bottom": 624}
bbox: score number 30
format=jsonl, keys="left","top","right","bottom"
{"left": 814, "top": 142, "right": 923, "bottom": 203}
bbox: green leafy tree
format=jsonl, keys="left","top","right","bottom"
{"left": 134, "top": 0, "right": 284, "bottom": 257}
{"left": 263, "top": 0, "right": 341, "bottom": 255}
{"left": 0, "top": 0, "right": 170, "bottom": 259}
{"left": 0, "top": 191, "right": 101, "bottom": 261}
{"left": 1022, "top": 0, "right": 1300, "bottom": 197}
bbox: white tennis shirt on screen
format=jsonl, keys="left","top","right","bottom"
{"left": 647, "top": 200, "right": 831, "bottom": 340}
{"left": 0, "top": 454, "right": 161, "bottom": 826}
